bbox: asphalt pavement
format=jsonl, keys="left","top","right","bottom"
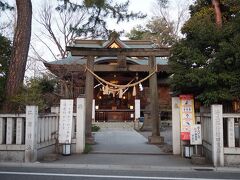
{"left": 1, "top": 127, "right": 240, "bottom": 173}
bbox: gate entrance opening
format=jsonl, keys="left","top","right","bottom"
{"left": 45, "top": 32, "right": 170, "bottom": 144}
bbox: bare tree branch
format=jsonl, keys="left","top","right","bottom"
{"left": 29, "top": 44, "right": 48, "bottom": 63}
{"left": 34, "top": 33, "right": 58, "bottom": 60}
{"left": 33, "top": 1, "right": 87, "bottom": 60}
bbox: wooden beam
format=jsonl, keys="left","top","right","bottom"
{"left": 67, "top": 47, "right": 170, "bottom": 57}
{"left": 117, "top": 55, "right": 127, "bottom": 68}
{"left": 94, "top": 65, "right": 150, "bottom": 72}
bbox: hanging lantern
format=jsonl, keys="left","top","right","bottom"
{"left": 132, "top": 86, "right": 136, "bottom": 96}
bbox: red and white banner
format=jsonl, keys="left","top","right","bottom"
{"left": 179, "top": 95, "right": 195, "bottom": 140}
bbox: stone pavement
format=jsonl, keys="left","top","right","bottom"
{"left": 49, "top": 128, "right": 199, "bottom": 168}
{"left": 91, "top": 128, "right": 165, "bottom": 154}
{"left": 2, "top": 127, "right": 240, "bottom": 172}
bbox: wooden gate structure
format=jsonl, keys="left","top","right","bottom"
{"left": 45, "top": 32, "right": 170, "bottom": 144}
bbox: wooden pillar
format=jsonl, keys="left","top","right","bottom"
{"left": 148, "top": 56, "right": 164, "bottom": 144}
{"left": 85, "top": 55, "right": 95, "bottom": 144}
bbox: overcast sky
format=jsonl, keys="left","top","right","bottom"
{"left": 2, "top": 0, "right": 194, "bottom": 77}
{"left": 29, "top": 0, "right": 194, "bottom": 36}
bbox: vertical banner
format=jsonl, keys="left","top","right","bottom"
{"left": 180, "top": 95, "right": 195, "bottom": 140}
{"left": 59, "top": 99, "right": 73, "bottom": 144}
{"left": 135, "top": 99, "right": 140, "bottom": 119}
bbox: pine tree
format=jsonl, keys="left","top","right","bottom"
{"left": 169, "top": 0, "right": 240, "bottom": 105}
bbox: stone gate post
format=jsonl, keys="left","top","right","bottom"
{"left": 211, "top": 104, "right": 224, "bottom": 166}
{"left": 76, "top": 98, "right": 86, "bottom": 153}
{"left": 172, "top": 97, "right": 181, "bottom": 155}
{"left": 25, "top": 106, "right": 38, "bottom": 162}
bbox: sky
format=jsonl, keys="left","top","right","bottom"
{"left": 29, "top": 0, "right": 193, "bottom": 37}
{"left": 1, "top": 0, "right": 194, "bottom": 77}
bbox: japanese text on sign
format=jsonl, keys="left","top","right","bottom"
{"left": 190, "top": 124, "right": 202, "bottom": 145}
{"left": 59, "top": 99, "right": 73, "bottom": 144}
{"left": 180, "top": 95, "right": 195, "bottom": 140}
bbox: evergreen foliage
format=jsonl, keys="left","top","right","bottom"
{"left": 169, "top": 0, "right": 240, "bottom": 105}
{"left": 11, "top": 76, "right": 58, "bottom": 112}
{"left": 0, "top": 1, "right": 14, "bottom": 11}
{"left": 126, "top": 17, "right": 177, "bottom": 47}
{"left": 57, "top": 0, "right": 146, "bottom": 38}
{"left": 0, "top": 34, "right": 11, "bottom": 106}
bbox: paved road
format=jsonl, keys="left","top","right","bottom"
{"left": 0, "top": 166, "right": 240, "bottom": 180}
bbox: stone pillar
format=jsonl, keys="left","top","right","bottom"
{"left": 6, "top": 118, "right": 14, "bottom": 144}
{"left": 16, "top": 118, "right": 24, "bottom": 144}
{"left": 76, "top": 98, "right": 86, "bottom": 153}
{"left": 211, "top": 105, "right": 224, "bottom": 167}
{"left": 44, "top": 117, "right": 49, "bottom": 141}
{"left": 48, "top": 117, "right": 52, "bottom": 140}
{"left": 37, "top": 117, "right": 41, "bottom": 144}
{"left": 40, "top": 118, "right": 44, "bottom": 143}
{"left": 25, "top": 106, "right": 38, "bottom": 162}
{"left": 85, "top": 55, "right": 95, "bottom": 144}
{"left": 0, "top": 117, "right": 5, "bottom": 144}
{"left": 227, "top": 117, "right": 235, "bottom": 148}
{"left": 172, "top": 97, "right": 181, "bottom": 155}
{"left": 148, "top": 56, "right": 164, "bottom": 144}
{"left": 51, "top": 106, "right": 60, "bottom": 135}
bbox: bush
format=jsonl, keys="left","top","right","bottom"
{"left": 84, "top": 143, "right": 92, "bottom": 154}
{"left": 92, "top": 125, "right": 100, "bottom": 132}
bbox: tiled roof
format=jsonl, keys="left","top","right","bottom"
{"left": 47, "top": 56, "right": 168, "bottom": 65}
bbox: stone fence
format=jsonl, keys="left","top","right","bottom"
{"left": 198, "top": 109, "right": 240, "bottom": 166}
{"left": 0, "top": 107, "right": 60, "bottom": 162}
{"left": 0, "top": 98, "right": 86, "bottom": 162}
{"left": 172, "top": 97, "right": 240, "bottom": 166}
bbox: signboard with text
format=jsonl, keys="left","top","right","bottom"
{"left": 135, "top": 99, "right": 140, "bottom": 119}
{"left": 190, "top": 124, "right": 202, "bottom": 145}
{"left": 180, "top": 95, "right": 195, "bottom": 140}
{"left": 59, "top": 99, "right": 73, "bottom": 144}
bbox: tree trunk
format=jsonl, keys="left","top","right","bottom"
{"left": 3, "top": 0, "right": 32, "bottom": 112}
{"left": 212, "top": 0, "right": 222, "bottom": 28}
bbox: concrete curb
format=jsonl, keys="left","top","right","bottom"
{"left": 0, "top": 162, "right": 239, "bottom": 173}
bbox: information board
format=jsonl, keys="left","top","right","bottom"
{"left": 59, "top": 99, "right": 73, "bottom": 144}
{"left": 135, "top": 99, "right": 140, "bottom": 119}
{"left": 180, "top": 95, "right": 195, "bottom": 140}
{"left": 190, "top": 124, "right": 202, "bottom": 145}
